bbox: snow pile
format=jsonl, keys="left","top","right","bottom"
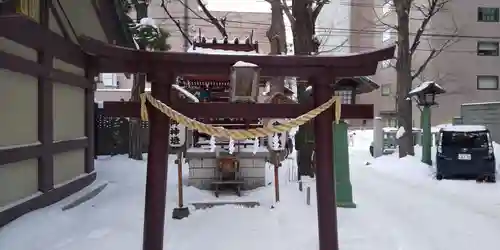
{"left": 395, "top": 126, "right": 405, "bottom": 139}
{"left": 365, "top": 154, "right": 435, "bottom": 181}
{"left": 4, "top": 129, "right": 500, "bottom": 250}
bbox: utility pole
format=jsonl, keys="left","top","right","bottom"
{"left": 183, "top": 0, "right": 190, "bottom": 51}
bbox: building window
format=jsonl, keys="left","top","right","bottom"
{"left": 477, "top": 41, "right": 499, "bottom": 56}
{"left": 478, "top": 7, "right": 499, "bottom": 22}
{"left": 477, "top": 75, "right": 499, "bottom": 90}
{"left": 335, "top": 90, "right": 353, "bottom": 104}
{"left": 385, "top": 118, "right": 397, "bottom": 127}
{"left": 382, "top": 28, "right": 392, "bottom": 43}
{"left": 381, "top": 84, "right": 391, "bottom": 96}
{"left": 101, "top": 73, "right": 117, "bottom": 87}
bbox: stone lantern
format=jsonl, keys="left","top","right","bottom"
{"left": 229, "top": 61, "right": 260, "bottom": 103}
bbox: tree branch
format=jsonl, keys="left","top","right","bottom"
{"left": 196, "top": 0, "right": 228, "bottom": 37}
{"left": 279, "top": 0, "right": 295, "bottom": 30}
{"left": 160, "top": 0, "right": 192, "bottom": 45}
{"left": 317, "top": 38, "right": 348, "bottom": 54}
{"left": 312, "top": 0, "right": 328, "bottom": 23}
{"left": 409, "top": 0, "right": 449, "bottom": 55}
{"left": 372, "top": 7, "right": 398, "bottom": 30}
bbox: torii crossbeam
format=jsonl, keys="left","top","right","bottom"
{"left": 80, "top": 36, "right": 395, "bottom": 250}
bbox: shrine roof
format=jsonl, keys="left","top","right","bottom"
{"left": 189, "top": 36, "right": 259, "bottom": 54}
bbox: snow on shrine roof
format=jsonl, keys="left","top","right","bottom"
{"left": 440, "top": 125, "right": 488, "bottom": 132}
{"left": 408, "top": 80, "right": 445, "bottom": 95}
{"left": 233, "top": 61, "right": 258, "bottom": 67}
{"left": 187, "top": 46, "right": 259, "bottom": 55}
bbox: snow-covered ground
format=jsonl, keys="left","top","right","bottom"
{"left": 1, "top": 129, "right": 500, "bottom": 250}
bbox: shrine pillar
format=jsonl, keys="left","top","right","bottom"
{"left": 312, "top": 75, "right": 339, "bottom": 250}
{"left": 142, "top": 71, "right": 175, "bottom": 250}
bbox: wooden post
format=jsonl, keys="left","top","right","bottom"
{"left": 273, "top": 152, "right": 280, "bottom": 203}
{"left": 312, "top": 75, "right": 339, "bottom": 250}
{"left": 177, "top": 151, "right": 184, "bottom": 207}
{"left": 142, "top": 72, "right": 173, "bottom": 250}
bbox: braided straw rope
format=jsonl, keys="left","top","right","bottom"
{"left": 140, "top": 92, "right": 340, "bottom": 140}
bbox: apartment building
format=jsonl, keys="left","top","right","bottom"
{"left": 319, "top": 0, "right": 500, "bottom": 127}
{"left": 95, "top": 0, "right": 272, "bottom": 101}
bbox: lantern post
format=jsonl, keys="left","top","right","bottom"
{"left": 408, "top": 81, "right": 445, "bottom": 166}
{"left": 267, "top": 119, "right": 287, "bottom": 203}
{"left": 171, "top": 120, "right": 189, "bottom": 219}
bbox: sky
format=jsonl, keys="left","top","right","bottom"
{"left": 207, "top": 0, "right": 271, "bottom": 12}
{"left": 207, "top": 0, "right": 294, "bottom": 43}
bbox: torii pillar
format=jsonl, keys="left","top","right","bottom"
{"left": 311, "top": 74, "right": 338, "bottom": 250}
{"left": 142, "top": 71, "right": 174, "bottom": 250}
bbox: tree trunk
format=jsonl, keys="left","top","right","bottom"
{"left": 395, "top": 2, "right": 415, "bottom": 157}
{"left": 128, "top": 2, "right": 148, "bottom": 160}
{"left": 293, "top": 0, "right": 316, "bottom": 177}
{"left": 267, "top": 0, "right": 286, "bottom": 94}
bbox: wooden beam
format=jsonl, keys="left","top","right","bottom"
{"left": 0, "top": 14, "right": 85, "bottom": 67}
{"left": 0, "top": 143, "right": 43, "bottom": 166}
{"left": 79, "top": 35, "right": 395, "bottom": 69}
{"left": 37, "top": 0, "right": 54, "bottom": 192}
{"left": 52, "top": 138, "right": 89, "bottom": 153}
{"left": 84, "top": 57, "right": 98, "bottom": 173}
{"left": 0, "top": 138, "right": 89, "bottom": 166}
{"left": 0, "top": 51, "right": 93, "bottom": 89}
{"left": 95, "top": 58, "right": 378, "bottom": 78}
{"left": 99, "top": 101, "right": 374, "bottom": 119}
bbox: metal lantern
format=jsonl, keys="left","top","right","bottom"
{"left": 267, "top": 119, "right": 287, "bottom": 151}
{"left": 422, "top": 92, "right": 436, "bottom": 105}
{"left": 169, "top": 120, "right": 186, "bottom": 147}
{"left": 229, "top": 61, "right": 260, "bottom": 103}
{"left": 408, "top": 81, "right": 445, "bottom": 107}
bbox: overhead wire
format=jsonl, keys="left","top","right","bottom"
{"left": 151, "top": 0, "right": 497, "bottom": 54}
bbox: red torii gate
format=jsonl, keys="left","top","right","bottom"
{"left": 80, "top": 36, "right": 395, "bottom": 250}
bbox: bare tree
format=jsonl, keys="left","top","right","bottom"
{"left": 280, "top": 0, "right": 330, "bottom": 178}
{"left": 126, "top": 0, "right": 171, "bottom": 160}
{"left": 265, "top": 0, "right": 287, "bottom": 94}
{"left": 161, "top": 0, "right": 229, "bottom": 41}
{"left": 380, "top": 0, "right": 458, "bottom": 157}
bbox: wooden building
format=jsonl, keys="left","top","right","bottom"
{"left": 0, "top": 0, "right": 130, "bottom": 227}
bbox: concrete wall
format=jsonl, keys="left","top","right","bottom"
{"left": 461, "top": 102, "right": 500, "bottom": 143}
{"left": 186, "top": 149, "right": 268, "bottom": 190}
{"left": 0, "top": 38, "right": 40, "bottom": 206}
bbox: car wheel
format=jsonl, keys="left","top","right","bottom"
{"left": 436, "top": 174, "right": 443, "bottom": 180}
{"left": 487, "top": 175, "right": 496, "bottom": 183}
{"left": 369, "top": 146, "right": 374, "bottom": 157}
